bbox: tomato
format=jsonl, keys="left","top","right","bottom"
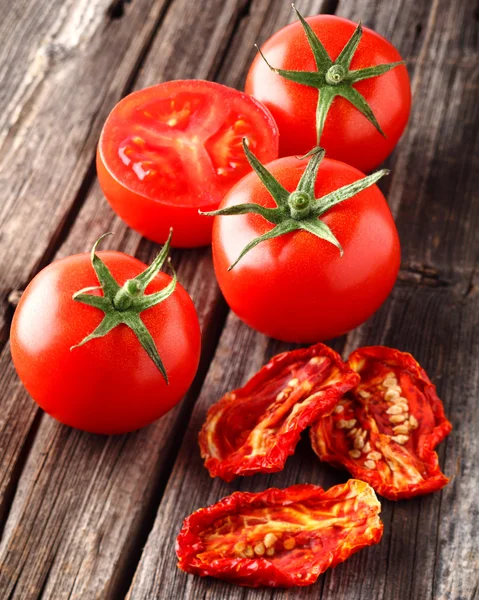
{"left": 310, "top": 346, "right": 452, "bottom": 500}
{"left": 209, "top": 149, "right": 400, "bottom": 343}
{"left": 97, "top": 80, "right": 279, "bottom": 248}
{"left": 176, "top": 480, "right": 383, "bottom": 587}
{"left": 245, "top": 13, "right": 411, "bottom": 172}
{"left": 10, "top": 238, "right": 201, "bottom": 434}
{"left": 200, "top": 343, "right": 359, "bottom": 481}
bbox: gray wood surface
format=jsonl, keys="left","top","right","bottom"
{"left": 127, "top": 1, "right": 479, "bottom": 599}
{"left": 0, "top": 0, "right": 171, "bottom": 538}
{"left": 0, "top": 0, "right": 477, "bottom": 598}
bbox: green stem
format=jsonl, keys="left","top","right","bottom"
{"left": 256, "top": 7, "right": 406, "bottom": 144}
{"left": 200, "top": 141, "right": 390, "bottom": 269}
{"left": 288, "top": 191, "right": 312, "bottom": 220}
{"left": 72, "top": 232, "right": 178, "bottom": 382}
{"left": 325, "top": 64, "right": 346, "bottom": 85}
{"left": 114, "top": 279, "right": 141, "bottom": 311}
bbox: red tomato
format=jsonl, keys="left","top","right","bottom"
{"left": 211, "top": 156, "right": 400, "bottom": 343}
{"left": 245, "top": 15, "right": 411, "bottom": 172}
{"left": 10, "top": 251, "right": 201, "bottom": 434}
{"left": 97, "top": 80, "right": 279, "bottom": 248}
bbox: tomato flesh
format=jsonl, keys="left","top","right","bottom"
{"left": 98, "top": 80, "right": 279, "bottom": 247}
{"left": 310, "top": 346, "right": 452, "bottom": 500}
{"left": 176, "top": 480, "right": 383, "bottom": 587}
{"left": 200, "top": 343, "right": 359, "bottom": 481}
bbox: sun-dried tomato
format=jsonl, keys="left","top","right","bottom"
{"left": 310, "top": 346, "right": 452, "bottom": 500}
{"left": 199, "top": 343, "right": 359, "bottom": 481}
{"left": 176, "top": 479, "right": 383, "bottom": 587}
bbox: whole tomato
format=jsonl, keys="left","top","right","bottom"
{"left": 10, "top": 235, "right": 201, "bottom": 434}
{"left": 208, "top": 146, "right": 400, "bottom": 343}
{"left": 245, "top": 11, "right": 411, "bottom": 172}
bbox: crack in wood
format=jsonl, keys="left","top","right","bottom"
{"left": 320, "top": 0, "right": 339, "bottom": 14}
{"left": 462, "top": 264, "right": 478, "bottom": 299}
{"left": 107, "top": 0, "right": 133, "bottom": 20}
{"left": 397, "top": 265, "right": 450, "bottom": 287}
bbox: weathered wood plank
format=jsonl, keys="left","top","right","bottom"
{"left": 386, "top": 0, "right": 478, "bottom": 279}
{"left": 127, "top": 283, "right": 478, "bottom": 600}
{"left": 0, "top": 0, "right": 172, "bottom": 343}
{"left": 126, "top": 0, "right": 479, "bottom": 598}
{"left": 0, "top": 1, "right": 330, "bottom": 599}
{"left": 0, "top": 0, "right": 173, "bottom": 540}
{"left": 0, "top": 0, "right": 174, "bottom": 543}
{"left": 0, "top": 342, "right": 40, "bottom": 530}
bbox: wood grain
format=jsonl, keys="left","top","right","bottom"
{"left": 0, "top": 0, "right": 171, "bottom": 547}
{"left": 0, "top": 0, "right": 171, "bottom": 343}
{"left": 126, "top": 1, "right": 479, "bottom": 599}
{"left": 0, "top": 0, "right": 476, "bottom": 598}
{"left": 0, "top": 1, "right": 326, "bottom": 599}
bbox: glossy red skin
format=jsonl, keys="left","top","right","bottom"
{"left": 245, "top": 15, "right": 411, "bottom": 171}
{"left": 97, "top": 80, "right": 279, "bottom": 248}
{"left": 10, "top": 252, "right": 201, "bottom": 434}
{"left": 310, "top": 346, "right": 452, "bottom": 500}
{"left": 199, "top": 343, "right": 359, "bottom": 481}
{"left": 212, "top": 156, "right": 400, "bottom": 343}
{"left": 176, "top": 480, "right": 383, "bottom": 587}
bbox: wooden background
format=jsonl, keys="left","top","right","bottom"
{"left": 0, "top": 0, "right": 477, "bottom": 598}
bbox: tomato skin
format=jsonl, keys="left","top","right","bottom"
{"left": 98, "top": 79, "right": 279, "bottom": 248}
{"left": 97, "top": 149, "right": 211, "bottom": 248}
{"left": 10, "top": 252, "right": 201, "bottom": 434}
{"left": 245, "top": 15, "right": 411, "bottom": 172}
{"left": 212, "top": 156, "right": 400, "bottom": 343}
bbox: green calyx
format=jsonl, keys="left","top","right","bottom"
{"left": 257, "top": 5, "right": 405, "bottom": 143}
{"left": 201, "top": 140, "right": 389, "bottom": 270}
{"left": 71, "top": 230, "right": 177, "bottom": 383}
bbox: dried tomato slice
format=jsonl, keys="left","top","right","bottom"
{"left": 199, "top": 343, "right": 359, "bottom": 481}
{"left": 310, "top": 346, "right": 452, "bottom": 500}
{"left": 176, "top": 479, "right": 383, "bottom": 587}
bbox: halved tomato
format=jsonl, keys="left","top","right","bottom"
{"left": 97, "top": 80, "right": 279, "bottom": 247}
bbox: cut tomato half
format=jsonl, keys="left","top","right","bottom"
{"left": 97, "top": 80, "right": 279, "bottom": 247}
